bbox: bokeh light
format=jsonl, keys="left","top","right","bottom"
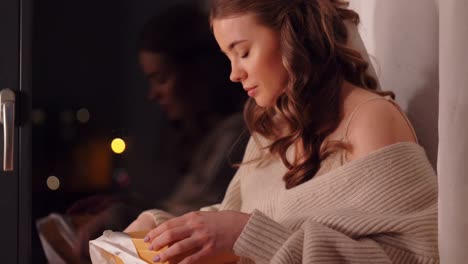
{"left": 111, "top": 138, "right": 126, "bottom": 154}
{"left": 31, "top": 109, "right": 46, "bottom": 125}
{"left": 46, "top": 176, "right": 60, "bottom": 191}
{"left": 76, "top": 108, "right": 90, "bottom": 123}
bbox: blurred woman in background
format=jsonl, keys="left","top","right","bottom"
{"left": 38, "top": 3, "right": 248, "bottom": 262}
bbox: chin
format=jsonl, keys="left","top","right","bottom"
{"left": 253, "top": 99, "right": 267, "bottom": 108}
{"left": 254, "top": 97, "right": 275, "bottom": 108}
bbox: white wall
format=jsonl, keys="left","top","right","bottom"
{"left": 349, "top": 0, "right": 439, "bottom": 167}
{"left": 437, "top": 0, "right": 468, "bottom": 263}
{"left": 350, "top": 1, "right": 468, "bottom": 263}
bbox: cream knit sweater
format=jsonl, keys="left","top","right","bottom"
{"left": 144, "top": 136, "right": 439, "bottom": 263}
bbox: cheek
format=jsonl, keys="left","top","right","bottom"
{"left": 274, "top": 55, "right": 287, "bottom": 79}
{"left": 162, "top": 79, "right": 177, "bottom": 96}
{"left": 265, "top": 52, "right": 287, "bottom": 83}
{"left": 249, "top": 55, "right": 271, "bottom": 84}
{"left": 268, "top": 65, "right": 288, "bottom": 94}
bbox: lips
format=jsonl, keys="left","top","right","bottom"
{"left": 243, "top": 86, "right": 257, "bottom": 92}
{"left": 244, "top": 86, "right": 258, "bottom": 97}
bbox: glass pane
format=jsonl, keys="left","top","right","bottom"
{"left": 32, "top": 1, "right": 248, "bottom": 263}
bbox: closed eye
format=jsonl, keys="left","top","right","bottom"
{"left": 241, "top": 52, "right": 249, "bottom": 58}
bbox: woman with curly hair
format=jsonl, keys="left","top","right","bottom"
{"left": 124, "top": 1, "right": 439, "bottom": 263}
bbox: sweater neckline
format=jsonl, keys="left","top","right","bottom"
{"left": 286, "top": 141, "right": 426, "bottom": 189}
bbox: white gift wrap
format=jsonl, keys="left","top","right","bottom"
{"left": 36, "top": 213, "right": 76, "bottom": 264}
{"left": 89, "top": 230, "right": 147, "bottom": 264}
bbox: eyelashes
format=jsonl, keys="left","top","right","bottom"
{"left": 241, "top": 52, "right": 250, "bottom": 58}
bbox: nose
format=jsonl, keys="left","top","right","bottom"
{"left": 229, "top": 61, "right": 246, "bottom": 83}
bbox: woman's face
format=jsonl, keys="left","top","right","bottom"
{"left": 139, "top": 51, "right": 184, "bottom": 120}
{"left": 213, "top": 14, "right": 289, "bottom": 107}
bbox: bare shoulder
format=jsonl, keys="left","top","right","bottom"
{"left": 345, "top": 96, "right": 417, "bottom": 162}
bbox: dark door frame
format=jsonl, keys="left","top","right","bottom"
{"left": 19, "top": 0, "right": 33, "bottom": 262}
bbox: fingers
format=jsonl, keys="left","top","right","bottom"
{"left": 144, "top": 211, "right": 215, "bottom": 263}
{"left": 177, "top": 246, "right": 212, "bottom": 264}
{"left": 81, "top": 237, "right": 91, "bottom": 257}
{"left": 72, "top": 229, "right": 89, "bottom": 257}
{"left": 72, "top": 239, "right": 82, "bottom": 256}
{"left": 66, "top": 195, "right": 112, "bottom": 215}
{"left": 155, "top": 237, "right": 200, "bottom": 263}
{"left": 66, "top": 199, "right": 90, "bottom": 215}
{"left": 145, "top": 216, "right": 187, "bottom": 242}
{"left": 124, "top": 214, "right": 157, "bottom": 233}
{"left": 148, "top": 226, "right": 192, "bottom": 251}
{"left": 123, "top": 219, "right": 139, "bottom": 233}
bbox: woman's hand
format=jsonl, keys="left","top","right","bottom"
{"left": 144, "top": 210, "right": 250, "bottom": 264}
{"left": 124, "top": 213, "right": 157, "bottom": 233}
{"left": 66, "top": 194, "right": 120, "bottom": 215}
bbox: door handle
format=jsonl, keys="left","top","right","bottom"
{"left": 0, "top": 88, "right": 15, "bottom": 171}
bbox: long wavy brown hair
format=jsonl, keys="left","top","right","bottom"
{"left": 210, "top": 0, "right": 392, "bottom": 189}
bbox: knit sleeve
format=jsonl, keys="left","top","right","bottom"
{"left": 234, "top": 210, "right": 386, "bottom": 263}
{"left": 233, "top": 142, "right": 439, "bottom": 263}
{"left": 234, "top": 210, "right": 422, "bottom": 263}
{"left": 200, "top": 204, "right": 221, "bottom": 212}
{"left": 139, "top": 204, "right": 220, "bottom": 226}
{"left": 139, "top": 209, "right": 175, "bottom": 226}
{"left": 234, "top": 209, "right": 438, "bottom": 264}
